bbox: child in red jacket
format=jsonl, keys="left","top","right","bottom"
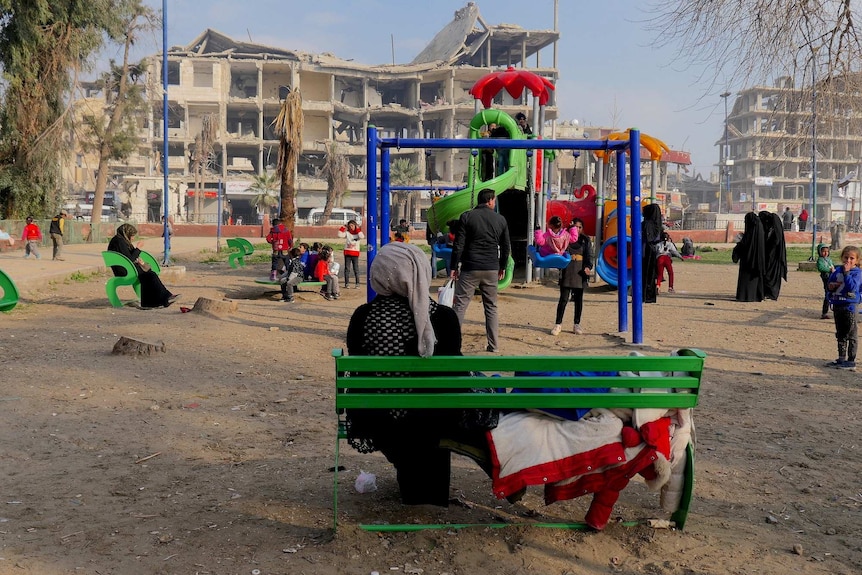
{"left": 313, "top": 245, "right": 340, "bottom": 300}
{"left": 21, "top": 216, "right": 42, "bottom": 259}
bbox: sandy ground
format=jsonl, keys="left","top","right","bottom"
{"left": 1, "top": 252, "right": 860, "bottom": 575}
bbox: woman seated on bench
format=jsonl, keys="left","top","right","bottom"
{"left": 107, "top": 223, "right": 178, "bottom": 309}
{"left": 345, "top": 242, "right": 497, "bottom": 506}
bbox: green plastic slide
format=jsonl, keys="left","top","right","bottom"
{"left": 426, "top": 108, "right": 526, "bottom": 290}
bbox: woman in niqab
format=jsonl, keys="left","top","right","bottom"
{"left": 732, "top": 212, "right": 766, "bottom": 302}
{"left": 641, "top": 204, "right": 663, "bottom": 303}
{"left": 759, "top": 211, "right": 787, "bottom": 300}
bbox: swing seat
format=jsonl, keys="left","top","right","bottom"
{"left": 528, "top": 245, "right": 571, "bottom": 269}
{"left": 432, "top": 243, "right": 452, "bottom": 265}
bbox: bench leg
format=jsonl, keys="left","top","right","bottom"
{"left": 333, "top": 436, "right": 340, "bottom": 532}
{"left": 670, "top": 441, "right": 695, "bottom": 530}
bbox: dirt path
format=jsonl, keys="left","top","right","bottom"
{"left": 1, "top": 255, "right": 859, "bottom": 575}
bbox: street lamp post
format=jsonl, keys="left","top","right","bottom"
{"left": 809, "top": 58, "right": 818, "bottom": 261}
{"left": 720, "top": 91, "right": 731, "bottom": 214}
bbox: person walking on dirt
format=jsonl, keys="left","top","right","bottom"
{"left": 450, "top": 188, "right": 511, "bottom": 352}
{"left": 21, "top": 216, "right": 42, "bottom": 259}
{"left": 49, "top": 209, "right": 67, "bottom": 261}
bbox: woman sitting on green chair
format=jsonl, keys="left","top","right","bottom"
{"left": 107, "top": 224, "right": 178, "bottom": 309}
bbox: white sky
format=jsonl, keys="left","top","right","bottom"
{"left": 125, "top": 0, "right": 725, "bottom": 178}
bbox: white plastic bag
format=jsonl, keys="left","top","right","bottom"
{"left": 329, "top": 261, "right": 341, "bottom": 276}
{"left": 437, "top": 279, "right": 455, "bottom": 307}
{"left": 354, "top": 470, "right": 377, "bottom": 493}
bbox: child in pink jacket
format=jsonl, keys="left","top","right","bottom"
{"left": 534, "top": 216, "right": 578, "bottom": 256}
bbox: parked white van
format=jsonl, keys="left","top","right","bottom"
{"left": 306, "top": 208, "right": 361, "bottom": 226}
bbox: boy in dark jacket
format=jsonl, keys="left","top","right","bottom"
{"left": 277, "top": 247, "right": 304, "bottom": 303}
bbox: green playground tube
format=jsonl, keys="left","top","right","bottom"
{"left": 427, "top": 109, "right": 527, "bottom": 237}
{"left": 426, "top": 109, "right": 526, "bottom": 291}
{"left": 497, "top": 255, "right": 515, "bottom": 290}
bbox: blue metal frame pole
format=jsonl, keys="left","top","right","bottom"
{"left": 629, "top": 129, "right": 644, "bottom": 344}
{"left": 381, "top": 147, "right": 391, "bottom": 246}
{"left": 366, "top": 126, "right": 379, "bottom": 301}
{"left": 161, "top": 0, "right": 170, "bottom": 265}
{"left": 616, "top": 151, "right": 628, "bottom": 333}
{"left": 216, "top": 179, "right": 222, "bottom": 251}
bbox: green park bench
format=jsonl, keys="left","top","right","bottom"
{"left": 332, "top": 348, "right": 706, "bottom": 533}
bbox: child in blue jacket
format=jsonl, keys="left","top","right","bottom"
{"left": 826, "top": 245, "right": 862, "bottom": 370}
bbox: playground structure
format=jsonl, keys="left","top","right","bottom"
{"left": 363, "top": 68, "right": 661, "bottom": 343}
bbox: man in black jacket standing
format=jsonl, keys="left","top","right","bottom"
{"left": 49, "top": 209, "right": 67, "bottom": 261}
{"left": 450, "top": 188, "right": 511, "bottom": 352}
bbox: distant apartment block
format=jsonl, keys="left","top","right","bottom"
{"left": 721, "top": 76, "right": 862, "bottom": 221}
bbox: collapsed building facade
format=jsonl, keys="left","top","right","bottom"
{"left": 71, "top": 2, "right": 560, "bottom": 224}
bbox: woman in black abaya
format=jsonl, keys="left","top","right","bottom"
{"left": 107, "top": 224, "right": 178, "bottom": 309}
{"left": 641, "top": 203, "right": 663, "bottom": 303}
{"left": 732, "top": 212, "right": 766, "bottom": 302}
{"left": 759, "top": 211, "right": 788, "bottom": 300}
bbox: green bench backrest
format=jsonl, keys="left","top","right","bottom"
{"left": 333, "top": 349, "right": 705, "bottom": 411}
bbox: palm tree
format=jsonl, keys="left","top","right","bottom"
{"left": 320, "top": 141, "right": 350, "bottom": 224}
{"left": 246, "top": 171, "right": 279, "bottom": 224}
{"left": 273, "top": 88, "right": 303, "bottom": 231}
{"left": 390, "top": 157, "right": 421, "bottom": 223}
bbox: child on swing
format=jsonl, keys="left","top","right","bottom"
{"left": 534, "top": 215, "right": 578, "bottom": 256}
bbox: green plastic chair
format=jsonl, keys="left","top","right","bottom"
{"left": 226, "top": 237, "right": 254, "bottom": 268}
{"left": 102, "top": 251, "right": 140, "bottom": 307}
{"left": 0, "top": 268, "right": 20, "bottom": 312}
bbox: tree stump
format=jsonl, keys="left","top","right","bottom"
{"left": 190, "top": 297, "right": 238, "bottom": 317}
{"left": 112, "top": 336, "right": 166, "bottom": 356}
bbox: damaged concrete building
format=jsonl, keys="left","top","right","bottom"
{"left": 77, "top": 2, "right": 559, "bottom": 224}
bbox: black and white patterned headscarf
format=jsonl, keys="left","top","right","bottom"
{"left": 369, "top": 242, "right": 436, "bottom": 357}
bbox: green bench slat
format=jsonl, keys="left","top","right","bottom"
{"left": 336, "top": 375, "right": 701, "bottom": 390}
{"left": 333, "top": 353, "right": 706, "bottom": 373}
{"left": 336, "top": 392, "right": 699, "bottom": 410}
{"left": 332, "top": 348, "right": 705, "bottom": 533}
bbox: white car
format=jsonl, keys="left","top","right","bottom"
{"left": 306, "top": 208, "right": 362, "bottom": 226}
